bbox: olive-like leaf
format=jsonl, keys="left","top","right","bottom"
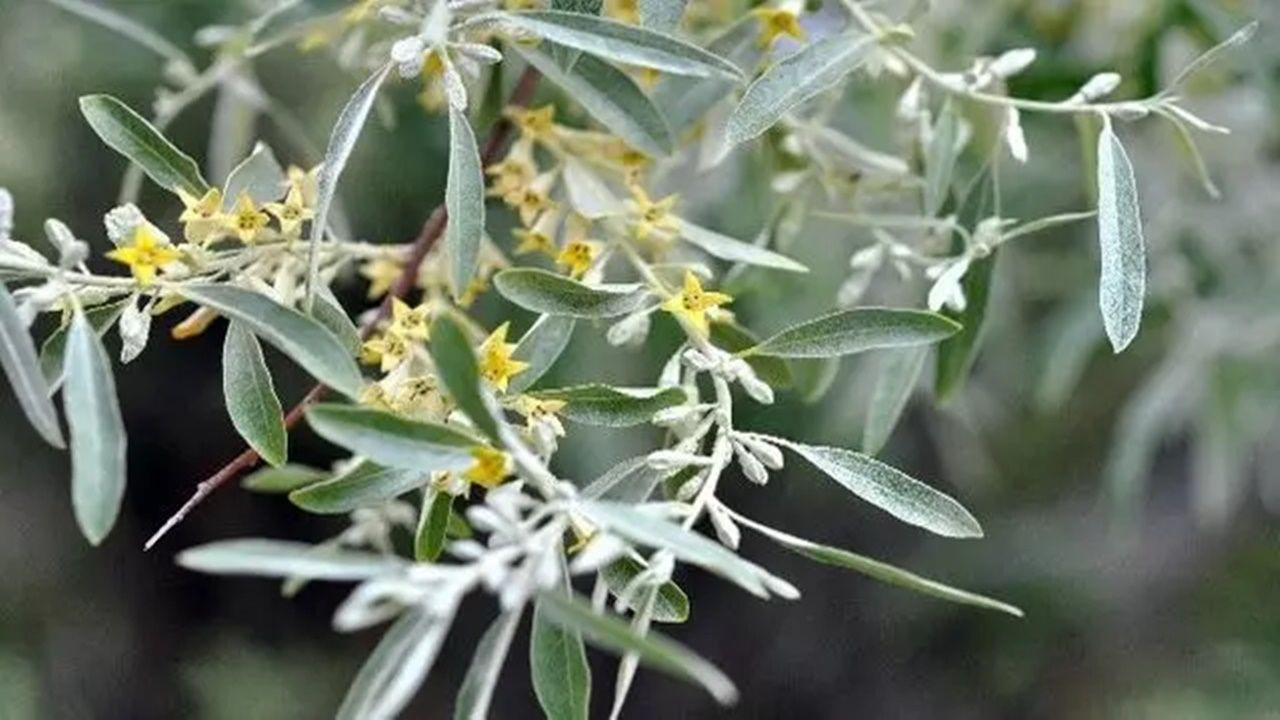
{"left": 0, "top": 282, "right": 64, "bottom": 447}
{"left": 40, "top": 298, "right": 129, "bottom": 390}
{"left": 222, "top": 321, "right": 287, "bottom": 467}
{"left": 241, "top": 464, "right": 327, "bottom": 494}
{"left": 507, "top": 314, "right": 576, "bottom": 395}
{"left": 428, "top": 314, "right": 500, "bottom": 441}
{"left": 756, "top": 434, "right": 983, "bottom": 538}
{"left": 181, "top": 284, "right": 364, "bottom": 398}
{"left": 494, "top": 268, "right": 651, "bottom": 318}
{"left": 531, "top": 596, "right": 592, "bottom": 720}
{"left": 336, "top": 605, "right": 455, "bottom": 720}
{"left": 290, "top": 460, "right": 426, "bottom": 515}
{"left": 454, "top": 608, "right": 523, "bottom": 720}
{"left": 79, "top": 94, "right": 208, "bottom": 195}
{"left": 747, "top": 308, "right": 960, "bottom": 359}
{"left": 1096, "top": 120, "right": 1146, "bottom": 353}
{"left": 601, "top": 556, "right": 690, "bottom": 623}
{"left": 415, "top": 488, "right": 453, "bottom": 562}
{"left": 679, "top": 221, "right": 808, "bottom": 273}
{"left": 177, "top": 538, "right": 404, "bottom": 579}
{"left": 64, "top": 311, "right": 127, "bottom": 545}
{"left": 862, "top": 347, "right": 927, "bottom": 455}
{"left": 221, "top": 142, "right": 286, "bottom": 208}
{"left": 531, "top": 384, "right": 686, "bottom": 427}
{"left": 446, "top": 107, "right": 485, "bottom": 299}
{"left": 304, "top": 403, "right": 476, "bottom": 472}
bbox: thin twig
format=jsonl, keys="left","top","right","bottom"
{"left": 145, "top": 67, "right": 542, "bottom": 551}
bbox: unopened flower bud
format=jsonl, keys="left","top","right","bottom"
{"left": 707, "top": 502, "right": 741, "bottom": 550}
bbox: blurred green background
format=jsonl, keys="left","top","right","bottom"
{"left": 2, "top": 0, "right": 1278, "bottom": 717}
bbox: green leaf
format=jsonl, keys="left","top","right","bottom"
{"left": 241, "top": 464, "right": 326, "bottom": 493}
{"left": 78, "top": 94, "right": 208, "bottom": 196}
{"left": 759, "top": 434, "right": 982, "bottom": 538}
{"left": 531, "top": 596, "right": 592, "bottom": 720}
{"left": 454, "top": 608, "right": 523, "bottom": 720}
{"left": 221, "top": 142, "right": 286, "bottom": 208}
{"left": 1096, "top": 120, "right": 1146, "bottom": 353}
{"left": 923, "top": 99, "right": 960, "bottom": 216}
{"left": 748, "top": 308, "right": 960, "bottom": 359}
{"left": 311, "top": 286, "right": 363, "bottom": 356}
{"left": 639, "top": 0, "right": 687, "bottom": 33}
{"left": 709, "top": 321, "right": 792, "bottom": 389}
{"left": 415, "top": 488, "right": 453, "bottom": 562}
{"left": 40, "top": 298, "right": 129, "bottom": 390}
{"left": 0, "top": 283, "right": 64, "bottom": 448}
{"left": 531, "top": 384, "right": 686, "bottom": 427}
{"left": 64, "top": 311, "right": 127, "bottom": 545}
{"left": 734, "top": 513, "right": 1022, "bottom": 617}
{"left": 446, "top": 108, "right": 485, "bottom": 299}
{"left": 537, "top": 591, "right": 737, "bottom": 705}
{"left": 305, "top": 62, "right": 393, "bottom": 311}
{"left": 724, "top": 31, "right": 875, "bottom": 148}
{"left": 428, "top": 314, "right": 500, "bottom": 441}
{"left": 579, "top": 500, "right": 774, "bottom": 597}
{"left": 601, "top": 556, "right": 690, "bottom": 623}
{"left": 935, "top": 252, "right": 996, "bottom": 399}
{"left": 290, "top": 460, "right": 426, "bottom": 515}
{"left": 501, "top": 10, "right": 742, "bottom": 80}
{"left": 653, "top": 18, "right": 758, "bottom": 133}
{"left": 337, "top": 605, "right": 455, "bottom": 720}
{"left": 790, "top": 356, "right": 840, "bottom": 404}
{"left": 508, "top": 315, "right": 576, "bottom": 395}
{"left": 678, "top": 221, "right": 808, "bottom": 273}
{"left": 222, "top": 321, "right": 287, "bottom": 467}
{"left": 863, "top": 347, "right": 927, "bottom": 455}
{"left": 180, "top": 284, "right": 364, "bottom": 398}
{"left": 512, "top": 44, "right": 674, "bottom": 157}
{"left": 494, "top": 268, "right": 651, "bottom": 318}
{"left": 305, "top": 403, "right": 476, "bottom": 472}
{"left": 177, "top": 538, "right": 404, "bottom": 579}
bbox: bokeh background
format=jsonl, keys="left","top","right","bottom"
{"left": 2, "top": 0, "right": 1279, "bottom": 718}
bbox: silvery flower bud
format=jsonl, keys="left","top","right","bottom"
{"left": 118, "top": 298, "right": 152, "bottom": 364}
{"left": 733, "top": 441, "right": 770, "bottom": 485}
{"left": 674, "top": 471, "right": 704, "bottom": 502}
{"left": 737, "top": 434, "right": 785, "bottom": 470}
{"left": 43, "top": 219, "right": 89, "bottom": 268}
{"left": 652, "top": 404, "right": 701, "bottom": 428}
{"left": 990, "top": 48, "right": 1036, "bottom": 78}
{"left": 736, "top": 364, "right": 775, "bottom": 405}
{"left": 1004, "top": 107, "right": 1028, "bottom": 164}
{"left": 570, "top": 533, "right": 627, "bottom": 574}
{"left": 0, "top": 188, "right": 13, "bottom": 239}
{"left": 707, "top": 502, "right": 740, "bottom": 550}
{"left": 645, "top": 450, "right": 709, "bottom": 472}
{"left": 1071, "top": 72, "right": 1122, "bottom": 103}
{"left": 607, "top": 311, "right": 651, "bottom": 347}
{"left": 761, "top": 572, "right": 801, "bottom": 600}
{"left": 682, "top": 348, "right": 715, "bottom": 371}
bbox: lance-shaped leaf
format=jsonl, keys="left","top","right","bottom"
{"left": 305, "top": 62, "right": 393, "bottom": 310}
{"left": 601, "top": 556, "right": 690, "bottom": 623}
{"left": 531, "top": 595, "right": 591, "bottom": 720}
{"left": 337, "top": 605, "right": 456, "bottom": 720}
{"left": 639, "top": 0, "right": 687, "bottom": 33}
{"left": 455, "top": 608, "right": 523, "bottom": 720}
{"left": 756, "top": 434, "right": 982, "bottom": 538}
{"left": 531, "top": 384, "right": 686, "bottom": 427}
{"left": 494, "top": 268, "right": 651, "bottom": 318}
{"left": 537, "top": 591, "right": 737, "bottom": 705}
{"left": 290, "top": 461, "right": 426, "bottom": 515}
{"left": 724, "top": 31, "right": 875, "bottom": 148}
{"left": 311, "top": 286, "right": 362, "bottom": 356}
{"left": 415, "top": 488, "right": 453, "bottom": 562}
{"left": 181, "top": 284, "right": 364, "bottom": 398}
{"left": 446, "top": 108, "right": 485, "bottom": 299}
{"left": 64, "top": 311, "right": 127, "bottom": 545}
{"left": 501, "top": 10, "right": 742, "bottom": 80}
{"left": 428, "top": 314, "right": 500, "bottom": 441}
{"left": 513, "top": 45, "right": 673, "bottom": 157}
{"left": 733, "top": 512, "right": 1022, "bottom": 617}
{"left": 221, "top": 142, "right": 286, "bottom": 207}
{"left": 862, "top": 346, "right": 927, "bottom": 455}
{"left": 241, "top": 464, "right": 326, "bottom": 494}
{"left": 1095, "top": 120, "right": 1146, "bottom": 353}
{"left": 40, "top": 298, "right": 129, "bottom": 390}
{"left": 79, "top": 94, "right": 208, "bottom": 195}
{"left": 679, "top": 221, "right": 808, "bottom": 273}
{"left": 507, "top": 315, "right": 576, "bottom": 395}
{"left": 653, "top": 18, "right": 758, "bottom": 133}
{"left": 579, "top": 500, "right": 775, "bottom": 597}
{"left": 177, "top": 538, "right": 404, "bottom": 579}
{"left": 0, "top": 283, "right": 64, "bottom": 447}
{"left": 305, "top": 403, "right": 476, "bottom": 471}
{"left": 746, "top": 308, "right": 960, "bottom": 359}
{"left": 935, "top": 252, "right": 996, "bottom": 399}
{"left": 223, "top": 321, "right": 287, "bottom": 467}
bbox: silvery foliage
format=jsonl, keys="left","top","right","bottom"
{"left": 0, "top": 0, "right": 1260, "bottom": 717}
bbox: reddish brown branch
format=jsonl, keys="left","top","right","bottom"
{"left": 144, "top": 68, "right": 541, "bottom": 551}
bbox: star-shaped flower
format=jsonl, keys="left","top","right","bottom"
{"left": 661, "top": 271, "right": 732, "bottom": 336}
{"left": 751, "top": 8, "right": 806, "bottom": 48}
{"left": 224, "top": 192, "right": 270, "bottom": 244}
{"left": 624, "top": 184, "right": 679, "bottom": 242}
{"left": 265, "top": 185, "right": 314, "bottom": 238}
{"left": 389, "top": 298, "right": 430, "bottom": 341}
{"left": 477, "top": 322, "right": 528, "bottom": 392}
{"left": 105, "top": 222, "right": 181, "bottom": 286}
{"left": 176, "top": 187, "right": 225, "bottom": 245}
{"left": 555, "top": 240, "right": 599, "bottom": 279}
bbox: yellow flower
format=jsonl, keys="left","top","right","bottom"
{"left": 661, "top": 271, "right": 732, "bottom": 336}
{"left": 512, "top": 395, "right": 566, "bottom": 419}
{"left": 751, "top": 8, "right": 806, "bottom": 48}
{"left": 416, "top": 50, "right": 448, "bottom": 112}
{"left": 360, "top": 256, "right": 403, "bottom": 299}
{"left": 285, "top": 165, "right": 321, "bottom": 208}
{"left": 389, "top": 297, "right": 430, "bottom": 341}
{"left": 512, "top": 210, "right": 560, "bottom": 257}
{"left": 556, "top": 240, "right": 598, "bottom": 279}
{"left": 604, "top": 0, "right": 639, "bottom": 24}
{"left": 360, "top": 383, "right": 394, "bottom": 410}
{"left": 477, "top": 322, "right": 529, "bottom": 392}
{"left": 391, "top": 376, "right": 448, "bottom": 416}
{"left": 360, "top": 331, "right": 411, "bottom": 373}
{"left": 177, "top": 187, "right": 225, "bottom": 245}
{"left": 507, "top": 105, "right": 557, "bottom": 142}
{"left": 485, "top": 141, "right": 538, "bottom": 203}
{"left": 515, "top": 186, "right": 555, "bottom": 228}
{"left": 458, "top": 275, "right": 490, "bottom": 308}
{"left": 624, "top": 184, "right": 679, "bottom": 242}
{"left": 224, "top": 192, "right": 270, "bottom": 244}
{"left": 105, "top": 222, "right": 181, "bottom": 286}
{"left": 463, "top": 446, "right": 511, "bottom": 488}
{"left": 265, "top": 185, "right": 314, "bottom": 238}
